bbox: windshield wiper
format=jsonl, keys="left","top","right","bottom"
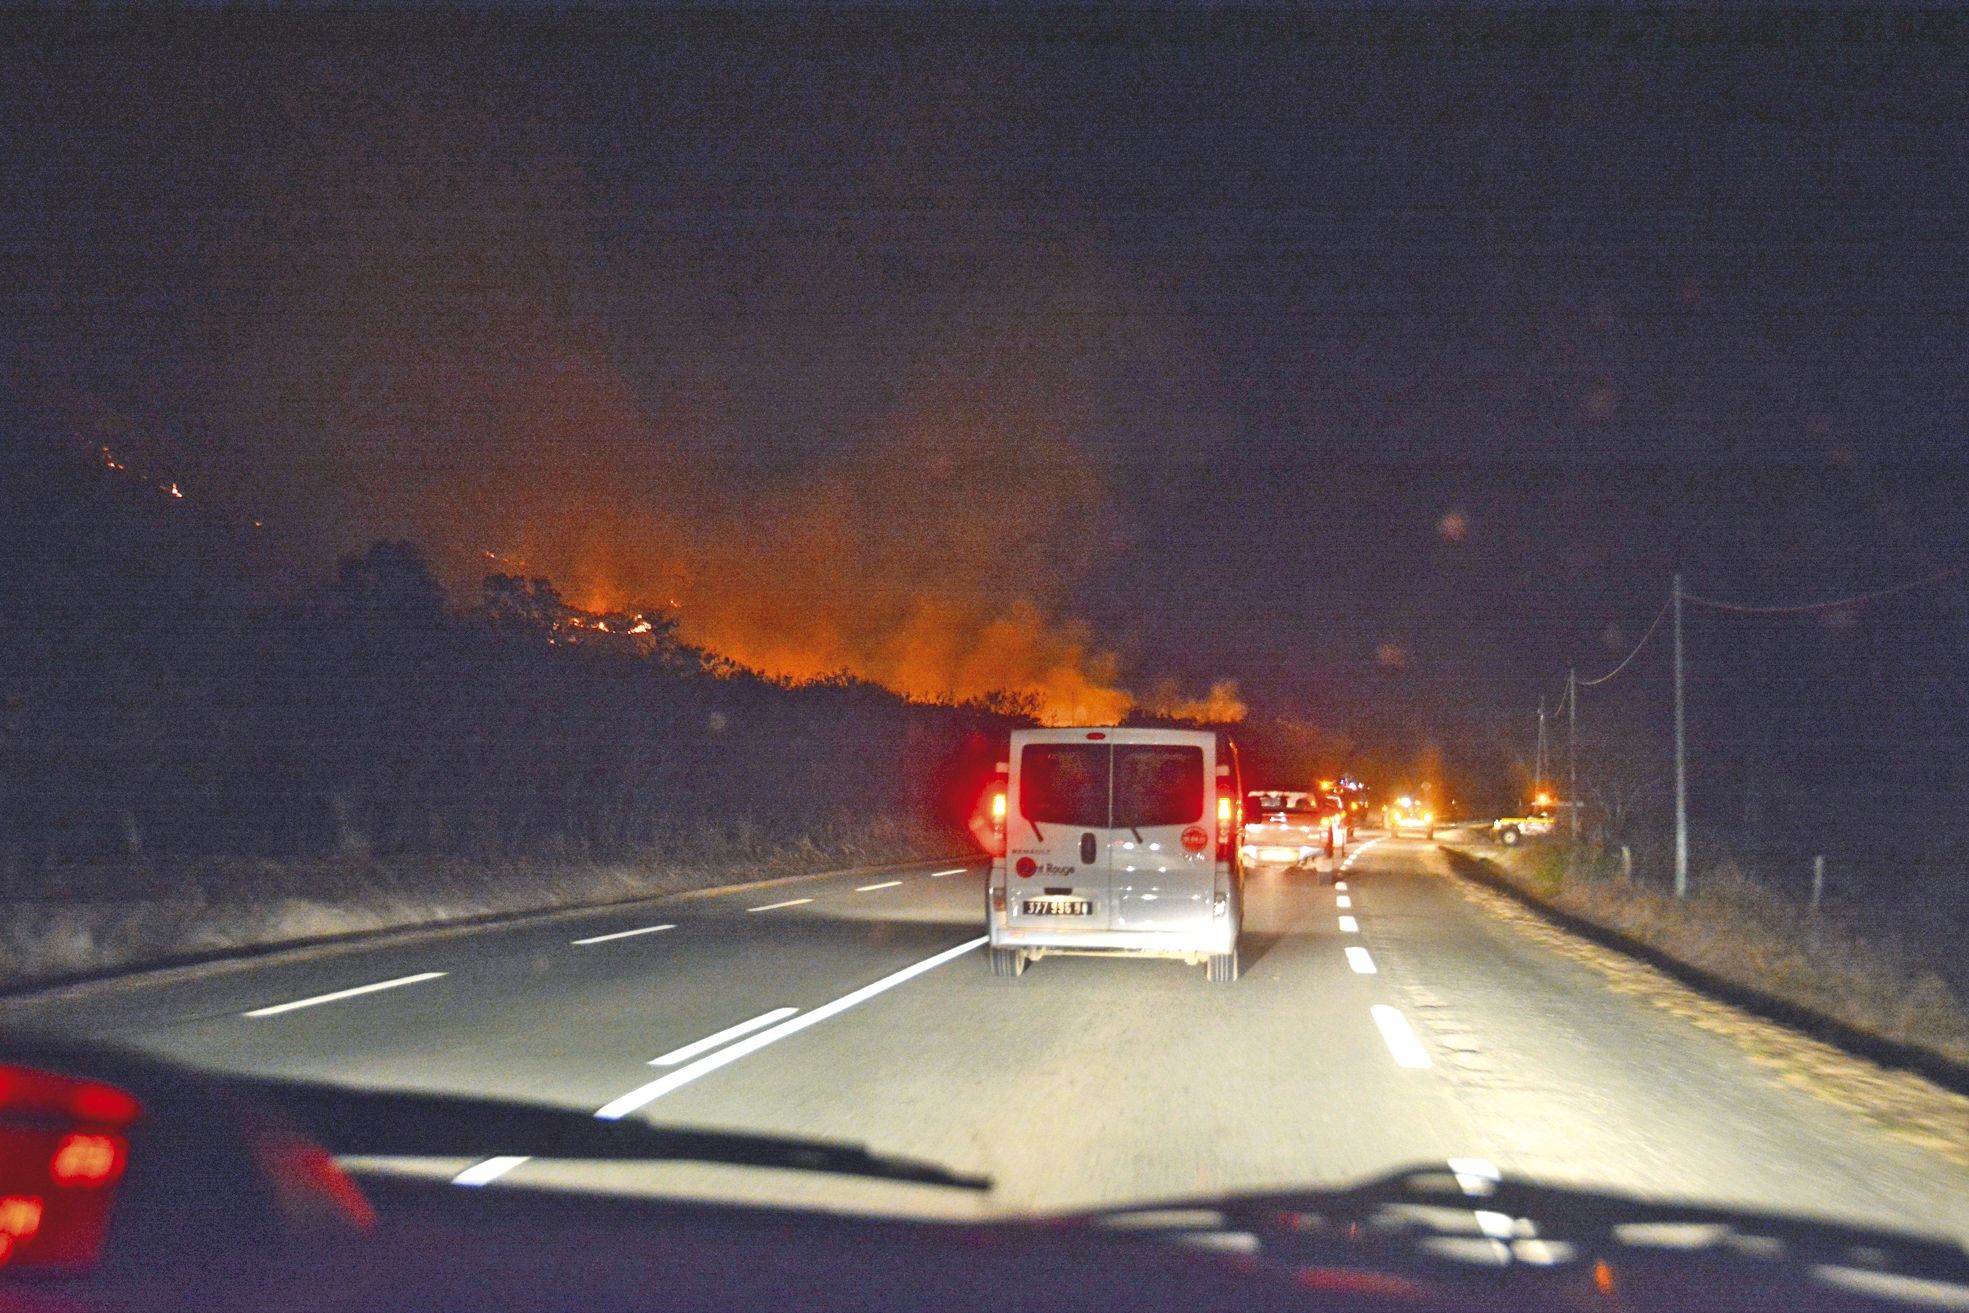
{"left": 1088, "top": 1167, "right": 1969, "bottom": 1285}
{"left": 241, "top": 1079, "right": 991, "bottom": 1192}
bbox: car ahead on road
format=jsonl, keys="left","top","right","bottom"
{"left": 1385, "top": 797, "right": 1437, "bottom": 840}
{"left": 1242, "top": 790, "right": 1337, "bottom": 874}
{"left": 1242, "top": 789, "right": 1325, "bottom": 867}
{"left": 7, "top": 1038, "right": 1967, "bottom": 1313}
{"left": 987, "top": 726, "right": 1244, "bottom": 982}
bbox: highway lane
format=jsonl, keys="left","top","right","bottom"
{"left": 6, "top": 840, "right": 1969, "bottom": 1239}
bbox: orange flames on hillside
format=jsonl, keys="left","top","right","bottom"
{"left": 167, "top": 63, "right": 1246, "bottom": 729}
{"left": 501, "top": 420, "right": 1244, "bottom": 727}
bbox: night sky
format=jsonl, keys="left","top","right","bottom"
{"left": 7, "top": 8, "right": 1969, "bottom": 781}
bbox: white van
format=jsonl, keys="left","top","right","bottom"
{"left": 985, "top": 727, "right": 1244, "bottom": 982}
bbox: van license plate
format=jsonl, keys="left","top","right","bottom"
{"left": 1022, "top": 898, "right": 1091, "bottom": 917}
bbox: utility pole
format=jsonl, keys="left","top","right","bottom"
{"left": 1534, "top": 699, "right": 1547, "bottom": 800}
{"left": 1673, "top": 573, "right": 1689, "bottom": 898}
{"left": 1566, "top": 668, "right": 1578, "bottom": 842}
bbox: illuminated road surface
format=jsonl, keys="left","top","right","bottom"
{"left": 9, "top": 840, "right": 1969, "bottom": 1238}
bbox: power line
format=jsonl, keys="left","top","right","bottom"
{"left": 1683, "top": 562, "right": 1969, "bottom": 616}
{"left": 1577, "top": 597, "right": 1671, "bottom": 688}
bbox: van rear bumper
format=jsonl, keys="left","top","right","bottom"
{"left": 989, "top": 923, "right": 1235, "bottom": 957}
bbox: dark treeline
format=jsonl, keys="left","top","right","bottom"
{"left": 0, "top": 441, "right": 1025, "bottom": 889}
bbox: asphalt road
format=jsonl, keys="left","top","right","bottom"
{"left": 7, "top": 837, "right": 1969, "bottom": 1239}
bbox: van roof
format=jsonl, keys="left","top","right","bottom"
{"left": 1009, "top": 726, "right": 1218, "bottom": 748}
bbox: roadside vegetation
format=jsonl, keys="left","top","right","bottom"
{"left": 0, "top": 443, "right": 1010, "bottom": 989}
{"left": 1458, "top": 838, "right": 1969, "bottom": 1067}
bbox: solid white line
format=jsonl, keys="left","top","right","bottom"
{"left": 854, "top": 880, "right": 902, "bottom": 892}
{"left": 1339, "top": 915, "right": 1359, "bottom": 933}
{"left": 649, "top": 1007, "right": 800, "bottom": 1066}
{"left": 452, "top": 1155, "right": 530, "bottom": 1187}
{"left": 243, "top": 972, "right": 447, "bottom": 1017}
{"left": 928, "top": 868, "right": 966, "bottom": 878}
{"left": 594, "top": 937, "right": 987, "bottom": 1120}
{"left": 1336, "top": 894, "right": 1353, "bottom": 909}
{"left": 1371, "top": 1004, "right": 1433, "bottom": 1068}
{"left": 571, "top": 924, "right": 675, "bottom": 945}
{"left": 1345, "top": 946, "right": 1377, "bottom": 974}
{"left": 747, "top": 898, "right": 813, "bottom": 912}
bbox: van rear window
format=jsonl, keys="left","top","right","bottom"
{"left": 1019, "top": 744, "right": 1110, "bottom": 826}
{"left": 1113, "top": 745, "right": 1204, "bottom": 828}
{"left": 1018, "top": 743, "right": 1207, "bottom": 828}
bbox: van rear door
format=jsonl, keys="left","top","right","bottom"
{"left": 1109, "top": 740, "right": 1212, "bottom": 932}
{"left": 1007, "top": 738, "right": 1112, "bottom": 929}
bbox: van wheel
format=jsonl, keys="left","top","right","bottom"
{"left": 1497, "top": 825, "right": 1521, "bottom": 847}
{"left": 988, "top": 947, "right": 1025, "bottom": 978}
{"left": 1206, "top": 944, "right": 1240, "bottom": 983}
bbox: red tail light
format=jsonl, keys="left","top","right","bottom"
{"left": 1216, "top": 789, "right": 1238, "bottom": 861}
{"left": 966, "top": 776, "right": 1010, "bottom": 858}
{"left": 48, "top": 1134, "right": 123, "bottom": 1188}
{"left": 0, "top": 1065, "right": 142, "bottom": 1273}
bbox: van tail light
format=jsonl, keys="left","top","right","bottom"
{"left": 967, "top": 776, "right": 1010, "bottom": 858}
{"left": 0, "top": 1065, "right": 142, "bottom": 1273}
{"left": 1216, "top": 790, "right": 1237, "bottom": 861}
{"left": 991, "top": 885, "right": 1007, "bottom": 913}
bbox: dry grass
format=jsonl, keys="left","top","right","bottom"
{"left": 1478, "top": 843, "right": 1969, "bottom": 1067}
{"left": 0, "top": 816, "right": 964, "bottom": 991}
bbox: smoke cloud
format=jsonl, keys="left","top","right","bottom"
{"left": 34, "top": 45, "right": 1246, "bottom": 726}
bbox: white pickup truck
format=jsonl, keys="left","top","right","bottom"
{"left": 1492, "top": 804, "right": 1559, "bottom": 846}
{"left": 1240, "top": 790, "right": 1341, "bottom": 874}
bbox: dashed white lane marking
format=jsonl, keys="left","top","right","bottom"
{"left": 1448, "top": 1157, "right": 1501, "bottom": 1196}
{"left": 1370, "top": 1004, "right": 1433, "bottom": 1068}
{"left": 453, "top": 1155, "right": 530, "bottom": 1187}
{"left": 571, "top": 924, "right": 675, "bottom": 945}
{"left": 593, "top": 936, "right": 988, "bottom": 1121}
{"left": 928, "top": 868, "right": 966, "bottom": 878}
{"left": 650, "top": 1007, "right": 800, "bottom": 1066}
{"left": 854, "top": 880, "right": 903, "bottom": 892}
{"left": 1345, "top": 946, "right": 1377, "bottom": 974}
{"left": 244, "top": 972, "right": 447, "bottom": 1017}
{"left": 1335, "top": 880, "right": 1348, "bottom": 891}
{"left": 1336, "top": 894, "right": 1352, "bottom": 909}
{"left": 747, "top": 898, "right": 813, "bottom": 912}
{"left": 1339, "top": 915, "right": 1359, "bottom": 933}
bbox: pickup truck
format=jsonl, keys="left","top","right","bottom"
{"left": 1492, "top": 805, "right": 1560, "bottom": 846}
{"left": 1240, "top": 790, "right": 1340, "bottom": 873}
